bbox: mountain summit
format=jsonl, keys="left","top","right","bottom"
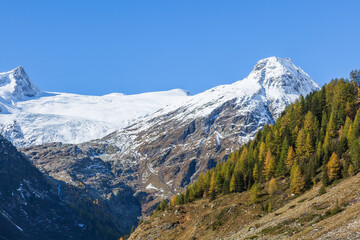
{"left": 0, "top": 66, "right": 41, "bottom": 102}
{"left": 22, "top": 57, "right": 319, "bottom": 219}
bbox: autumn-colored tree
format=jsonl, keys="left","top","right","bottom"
{"left": 296, "top": 129, "right": 306, "bottom": 161}
{"left": 268, "top": 177, "right": 278, "bottom": 196}
{"left": 348, "top": 164, "right": 355, "bottom": 177}
{"left": 304, "top": 133, "right": 314, "bottom": 158}
{"left": 208, "top": 171, "right": 216, "bottom": 195}
{"left": 290, "top": 163, "right": 305, "bottom": 194}
{"left": 263, "top": 150, "right": 276, "bottom": 180}
{"left": 327, "top": 152, "right": 340, "bottom": 181}
{"left": 285, "top": 146, "right": 296, "bottom": 169}
{"left": 252, "top": 163, "right": 259, "bottom": 182}
{"left": 250, "top": 183, "right": 260, "bottom": 204}
{"left": 258, "top": 142, "right": 266, "bottom": 163}
{"left": 327, "top": 112, "right": 337, "bottom": 138}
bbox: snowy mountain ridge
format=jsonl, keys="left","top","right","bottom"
{"left": 0, "top": 67, "right": 189, "bottom": 147}
{"left": 21, "top": 56, "right": 319, "bottom": 218}
{"left": 0, "top": 57, "right": 318, "bottom": 149}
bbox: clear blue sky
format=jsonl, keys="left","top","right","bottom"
{"left": 0, "top": 1, "right": 359, "bottom": 95}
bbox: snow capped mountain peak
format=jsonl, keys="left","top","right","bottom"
{"left": 248, "top": 56, "right": 318, "bottom": 92}
{"left": 0, "top": 66, "right": 41, "bottom": 102}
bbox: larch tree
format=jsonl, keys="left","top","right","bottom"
{"left": 263, "top": 150, "right": 276, "bottom": 181}
{"left": 327, "top": 152, "right": 341, "bottom": 181}
{"left": 286, "top": 146, "right": 296, "bottom": 169}
{"left": 252, "top": 163, "right": 259, "bottom": 182}
{"left": 290, "top": 164, "right": 305, "bottom": 194}
{"left": 268, "top": 177, "right": 278, "bottom": 196}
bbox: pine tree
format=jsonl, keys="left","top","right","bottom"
{"left": 280, "top": 137, "right": 289, "bottom": 163}
{"left": 252, "top": 163, "right": 259, "bottom": 182}
{"left": 229, "top": 173, "right": 236, "bottom": 193}
{"left": 350, "top": 139, "right": 360, "bottom": 169}
{"left": 268, "top": 177, "right": 278, "bottom": 196}
{"left": 285, "top": 146, "right": 296, "bottom": 169}
{"left": 263, "top": 150, "right": 276, "bottom": 180}
{"left": 296, "top": 129, "right": 306, "bottom": 162}
{"left": 290, "top": 163, "right": 305, "bottom": 194}
{"left": 327, "top": 152, "right": 340, "bottom": 181}
{"left": 327, "top": 112, "right": 337, "bottom": 138}
{"left": 213, "top": 172, "right": 223, "bottom": 194}
{"left": 275, "top": 156, "right": 287, "bottom": 177}
{"left": 304, "top": 133, "right": 314, "bottom": 158}
{"left": 250, "top": 183, "right": 260, "bottom": 204}
{"left": 353, "top": 108, "right": 360, "bottom": 139}
{"left": 348, "top": 164, "right": 355, "bottom": 177}
{"left": 258, "top": 142, "right": 266, "bottom": 163}
{"left": 209, "top": 171, "right": 216, "bottom": 195}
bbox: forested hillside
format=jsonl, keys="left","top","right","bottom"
{"left": 128, "top": 70, "right": 360, "bottom": 240}
{"left": 161, "top": 70, "right": 360, "bottom": 208}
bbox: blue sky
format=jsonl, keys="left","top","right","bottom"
{"left": 0, "top": 1, "right": 359, "bottom": 95}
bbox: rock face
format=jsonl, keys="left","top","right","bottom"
{"left": 21, "top": 57, "right": 319, "bottom": 229}
{"left": 0, "top": 135, "right": 90, "bottom": 240}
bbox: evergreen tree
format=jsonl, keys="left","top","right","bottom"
{"left": 280, "top": 137, "right": 289, "bottom": 163}
{"left": 209, "top": 171, "right": 216, "bottom": 195}
{"left": 327, "top": 112, "right": 337, "bottom": 138}
{"left": 252, "top": 163, "right": 259, "bottom": 182}
{"left": 304, "top": 133, "right": 314, "bottom": 158}
{"left": 350, "top": 139, "right": 360, "bottom": 169}
{"left": 229, "top": 173, "right": 236, "bottom": 193}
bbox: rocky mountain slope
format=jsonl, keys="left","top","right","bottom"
{"left": 21, "top": 56, "right": 319, "bottom": 228}
{"left": 0, "top": 66, "right": 189, "bottom": 147}
{"left": 0, "top": 135, "right": 92, "bottom": 239}
{"left": 128, "top": 173, "right": 360, "bottom": 240}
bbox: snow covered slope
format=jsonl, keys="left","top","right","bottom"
{"left": 0, "top": 67, "right": 189, "bottom": 147}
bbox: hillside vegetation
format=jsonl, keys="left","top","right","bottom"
{"left": 168, "top": 70, "right": 360, "bottom": 207}
{"left": 129, "top": 70, "right": 360, "bottom": 239}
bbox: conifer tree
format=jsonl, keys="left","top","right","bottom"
{"left": 263, "top": 150, "right": 276, "bottom": 180}
{"left": 258, "top": 142, "right": 266, "bottom": 163}
{"left": 320, "top": 111, "right": 328, "bottom": 140}
{"left": 252, "top": 163, "right": 259, "bottom": 182}
{"left": 290, "top": 164, "right": 305, "bottom": 194}
{"left": 304, "top": 133, "right": 314, "bottom": 158}
{"left": 327, "top": 152, "right": 340, "bottom": 181}
{"left": 275, "top": 157, "right": 287, "bottom": 177}
{"left": 327, "top": 112, "right": 337, "bottom": 138}
{"left": 280, "top": 137, "right": 289, "bottom": 163}
{"left": 350, "top": 139, "right": 360, "bottom": 169}
{"left": 286, "top": 146, "right": 296, "bottom": 169}
{"left": 268, "top": 177, "right": 278, "bottom": 196}
{"left": 229, "top": 174, "right": 236, "bottom": 193}
{"left": 348, "top": 164, "right": 355, "bottom": 177}
{"left": 214, "top": 172, "right": 223, "bottom": 193}
{"left": 296, "top": 129, "right": 306, "bottom": 162}
{"left": 352, "top": 108, "right": 360, "bottom": 139}
{"left": 250, "top": 183, "right": 260, "bottom": 204}
{"left": 209, "top": 171, "right": 216, "bottom": 195}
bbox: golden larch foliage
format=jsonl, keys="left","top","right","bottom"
{"left": 327, "top": 152, "right": 340, "bottom": 181}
